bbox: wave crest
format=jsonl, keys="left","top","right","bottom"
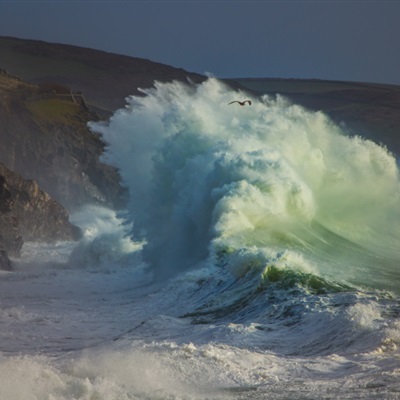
{"left": 90, "top": 78, "right": 400, "bottom": 290}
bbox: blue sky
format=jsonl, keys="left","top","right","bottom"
{"left": 1, "top": 0, "right": 400, "bottom": 85}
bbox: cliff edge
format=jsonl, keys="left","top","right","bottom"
{"left": 0, "top": 162, "right": 81, "bottom": 269}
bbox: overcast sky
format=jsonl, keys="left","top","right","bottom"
{"left": 1, "top": 0, "right": 400, "bottom": 85}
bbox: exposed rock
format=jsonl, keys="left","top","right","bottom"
{"left": 0, "top": 70, "right": 127, "bottom": 210}
{"left": 0, "top": 173, "right": 22, "bottom": 259}
{"left": 0, "top": 38, "right": 206, "bottom": 265}
{"left": 0, "top": 250, "right": 12, "bottom": 271}
{"left": 0, "top": 162, "right": 81, "bottom": 269}
{"left": 0, "top": 37, "right": 207, "bottom": 212}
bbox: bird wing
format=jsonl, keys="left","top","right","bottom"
{"left": 228, "top": 101, "right": 239, "bottom": 105}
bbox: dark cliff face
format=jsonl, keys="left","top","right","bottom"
{"left": 0, "top": 37, "right": 207, "bottom": 270}
{"left": 0, "top": 172, "right": 22, "bottom": 267}
{"left": 0, "top": 37, "right": 207, "bottom": 210}
{"left": 0, "top": 70, "right": 118, "bottom": 269}
{"left": 0, "top": 70, "right": 126, "bottom": 211}
{"left": 0, "top": 162, "right": 81, "bottom": 269}
{"left": 0, "top": 163, "right": 81, "bottom": 241}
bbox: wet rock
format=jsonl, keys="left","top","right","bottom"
{"left": 0, "top": 163, "right": 81, "bottom": 269}
{"left": 0, "top": 250, "right": 12, "bottom": 271}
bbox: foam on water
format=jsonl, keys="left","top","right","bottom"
{"left": 0, "top": 78, "right": 400, "bottom": 399}
{"left": 0, "top": 202, "right": 398, "bottom": 399}
{"left": 0, "top": 333, "right": 399, "bottom": 399}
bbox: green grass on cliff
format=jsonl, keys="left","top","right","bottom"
{"left": 27, "top": 98, "right": 81, "bottom": 126}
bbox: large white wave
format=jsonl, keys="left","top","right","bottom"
{"left": 89, "top": 78, "right": 400, "bottom": 288}
{"left": 2, "top": 78, "right": 400, "bottom": 400}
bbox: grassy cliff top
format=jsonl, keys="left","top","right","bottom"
{"left": 0, "top": 36, "right": 206, "bottom": 115}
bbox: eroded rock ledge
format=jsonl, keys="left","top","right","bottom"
{"left": 0, "top": 163, "right": 81, "bottom": 269}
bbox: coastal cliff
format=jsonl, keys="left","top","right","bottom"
{"left": 0, "top": 37, "right": 207, "bottom": 269}
{"left": 0, "top": 163, "right": 81, "bottom": 269}
{"left": 0, "top": 36, "right": 206, "bottom": 116}
{"left": 0, "top": 69, "right": 126, "bottom": 211}
{"left": 1, "top": 36, "right": 399, "bottom": 270}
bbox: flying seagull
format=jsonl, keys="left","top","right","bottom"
{"left": 228, "top": 100, "right": 252, "bottom": 106}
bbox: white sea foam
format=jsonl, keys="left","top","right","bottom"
{"left": 0, "top": 78, "right": 399, "bottom": 399}
{"left": 90, "top": 78, "right": 400, "bottom": 289}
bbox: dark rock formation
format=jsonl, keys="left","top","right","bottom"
{"left": 0, "top": 37, "right": 208, "bottom": 268}
{"left": 0, "top": 250, "right": 12, "bottom": 271}
{"left": 0, "top": 162, "right": 81, "bottom": 269}
{"left": 0, "top": 173, "right": 22, "bottom": 257}
{"left": 0, "top": 69, "right": 126, "bottom": 211}
{"left": 0, "top": 37, "right": 207, "bottom": 210}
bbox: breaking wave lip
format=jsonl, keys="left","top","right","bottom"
{"left": 90, "top": 77, "right": 400, "bottom": 293}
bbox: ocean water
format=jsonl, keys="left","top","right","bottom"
{"left": 1, "top": 78, "right": 400, "bottom": 399}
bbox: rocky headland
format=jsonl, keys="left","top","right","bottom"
{"left": 0, "top": 36, "right": 399, "bottom": 269}
{"left": 0, "top": 36, "right": 206, "bottom": 269}
{"left": 0, "top": 162, "right": 81, "bottom": 269}
{"left": 0, "top": 69, "right": 126, "bottom": 210}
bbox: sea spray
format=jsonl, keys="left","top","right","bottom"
{"left": 90, "top": 78, "right": 400, "bottom": 290}
{"left": 0, "top": 79, "right": 399, "bottom": 400}
{"left": 68, "top": 205, "right": 143, "bottom": 269}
